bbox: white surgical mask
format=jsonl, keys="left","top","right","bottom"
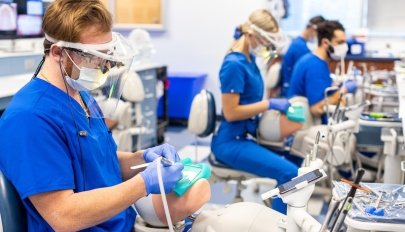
{"left": 330, "top": 43, "right": 348, "bottom": 60}
{"left": 63, "top": 50, "right": 109, "bottom": 91}
{"left": 307, "top": 37, "right": 318, "bottom": 51}
{"left": 66, "top": 67, "right": 108, "bottom": 91}
{"left": 249, "top": 44, "right": 267, "bottom": 58}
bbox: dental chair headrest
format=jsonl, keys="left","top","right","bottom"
{"left": 188, "top": 89, "right": 216, "bottom": 137}
{"left": 122, "top": 71, "right": 145, "bottom": 103}
{"left": 98, "top": 99, "right": 132, "bottom": 128}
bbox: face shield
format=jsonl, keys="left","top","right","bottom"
{"left": 250, "top": 24, "right": 288, "bottom": 51}
{"left": 45, "top": 32, "right": 136, "bottom": 119}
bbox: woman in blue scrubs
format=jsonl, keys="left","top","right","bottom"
{"left": 0, "top": 1, "right": 208, "bottom": 231}
{"left": 211, "top": 9, "right": 302, "bottom": 214}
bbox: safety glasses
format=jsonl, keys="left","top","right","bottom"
{"left": 65, "top": 48, "right": 124, "bottom": 74}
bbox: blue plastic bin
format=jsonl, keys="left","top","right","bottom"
{"left": 347, "top": 38, "right": 366, "bottom": 56}
{"left": 158, "top": 72, "right": 207, "bottom": 120}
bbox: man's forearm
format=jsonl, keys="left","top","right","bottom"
{"left": 117, "top": 150, "right": 146, "bottom": 180}
{"left": 30, "top": 175, "right": 147, "bottom": 231}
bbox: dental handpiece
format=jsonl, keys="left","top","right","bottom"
{"left": 330, "top": 168, "right": 365, "bottom": 231}
{"left": 319, "top": 196, "right": 341, "bottom": 232}
{"left": 130, "top": 157, "right": 174, "bottom": 170}
{"left": 311, "top": 131, "right": 320, "bottom": 161}
{"left": 331, "top": 197, "right": 353, "bottom": 232}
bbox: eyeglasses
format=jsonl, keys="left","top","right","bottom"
{"left": 66, "top": 48, "right": 124, "bottom": 74}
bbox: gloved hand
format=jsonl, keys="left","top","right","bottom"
{"left": 268, "top": 98, "right": 291, "bottom": 113}
{"left": 143, "top": 143, "right": 180, "bottom": 163}
{"left": 344, "top": 80, "right": 357, "bottom": 94}
{"left": 140, "top": 159, "right": 184, "bottom": 195}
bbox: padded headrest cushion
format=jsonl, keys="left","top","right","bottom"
{"left": 98, "top": 99, "right": 132, "bottom": 128}
{"left": 188, "top": 89, "right": 216, "bottom": 137}
{"left": 122, "top": 71, "right": 145, "bottom": 102}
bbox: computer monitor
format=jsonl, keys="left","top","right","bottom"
{"left": 0, "top": 1, "right": 17, "bottom": 39}
{"left": 15, "top": 0, "right": 44, "bottom": 38}
{"left": 16, "top": 14, "right": 42, "bottom": 37}
{"left": 26, "top": 0, "right": 42, "bottom": 15}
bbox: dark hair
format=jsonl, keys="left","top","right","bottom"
{"left": 316, "top": 20, "right": 345, "bottom": 46}
{"left": 307, "top": 15, "right": 326, "bottom": 29}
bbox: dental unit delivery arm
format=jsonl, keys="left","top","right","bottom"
{"left": 261, "top": 168, "right": 327, "bottom": 232}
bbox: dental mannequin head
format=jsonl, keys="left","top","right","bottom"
{"left": 315, "top": 20, "right": 347, "bottom": 60}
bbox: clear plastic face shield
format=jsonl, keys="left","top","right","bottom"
{"left": 45, "top": 32, "right": 136, "bottom": 119}
{"left": 250, "top": 24, "right": 287, "bottom": 64}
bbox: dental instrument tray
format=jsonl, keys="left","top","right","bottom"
{"left": 360, "top": 112, "right": 401, "bottom": 122}
{"left": 173, "top": 158, "right": 211, "bottom": 196}
{"left": 333, "top": 182, "right": 405, "bottom": 224}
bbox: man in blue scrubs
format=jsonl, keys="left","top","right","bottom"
{"left": 280, "top": 15, "right": 325, "bottom": 96}
{"left": 0, "top": 1, "right": 184, "bottom": 231}
{"left": 288, "top": 20, "right": 357, "bottom": 124}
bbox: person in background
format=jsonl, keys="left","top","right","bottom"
{"left": 279, "top": 15, "right": 326, "bottom": 96}
{"left": 211, "top": 9, "right": 303, "bottom": 215}
{"left": 0, "top": 0, "right": 209, "bottom": 231}
{"left": 287, "top": 20, "right": 357, "bottom": 125}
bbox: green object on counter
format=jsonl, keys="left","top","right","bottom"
{"left": 286, "top": 105, "right": 306, "bottom": 123}
{"left": 369, "top": 112, "right": 385, "bottom": 119}
{"left": 173, "top": 158, "right": 211, "bottom": 196}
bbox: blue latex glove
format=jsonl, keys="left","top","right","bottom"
{"left": 268, "top": 98, "right": 291, "bottom": 113}
{"left": 344, "top": 80, "right": 357, "bottom": 94}
{"left": 140, "top": 159, "right": 184, "bottom": 195}
{"left": 143, "top": 143, "right": 180, "bottom": 163}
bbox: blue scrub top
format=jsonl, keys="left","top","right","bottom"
{"left": 0, "top": 78, "right": 136, "bottom": 232}
{"left": 287, "top": 53, "right": 331, "bottom": 124}
{"left": 280, "top": 36, "right": 310, "bottom": 96}
{"left": 215, "top": 52, "right": 263, "bottom": 142}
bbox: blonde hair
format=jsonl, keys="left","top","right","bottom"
{"left": 238, "top": 9, "right": 279, "bottom": 36}
{"left": 43, "top": 0, "right": 112, "bottom": 43}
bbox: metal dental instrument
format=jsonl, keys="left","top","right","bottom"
{"left": 311, "top": 131, "right": 320, "bottom": 161}
{"left": 130, "top": 157, "right": 174, "bottom": 170}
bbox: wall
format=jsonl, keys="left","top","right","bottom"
{"left": 2, "top": 0, "right": 404, "bottom": 113}
{"left": 367, "top": 0, "right": 405, "bottom": 35}
{"left": 118, "top": 0, "right": 268, "bottom": 113}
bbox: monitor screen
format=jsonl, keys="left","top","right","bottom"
{"left": 13, "top": 0, "right": 44, "bottom": 38}
{"left": 16, "top": 14, "right": 42, "bottom": 37}
{"left": 27, "top": 0, "right": 42, "bottom": 15}
{"left": 0, "top": 2, "right": 17, "bottom": 39}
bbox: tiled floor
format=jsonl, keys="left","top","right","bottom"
{"left": 164, "top": 125, "right": 329, "bottom": 222}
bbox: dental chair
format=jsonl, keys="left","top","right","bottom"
{"left": 0, "top": 170, "right": 27, "bottom": 232}
{"left": 98, "top": 71, "right": 147, "bottom": 152}
{"left": 188, "top": 89, "right": 275, "bottom": 203}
